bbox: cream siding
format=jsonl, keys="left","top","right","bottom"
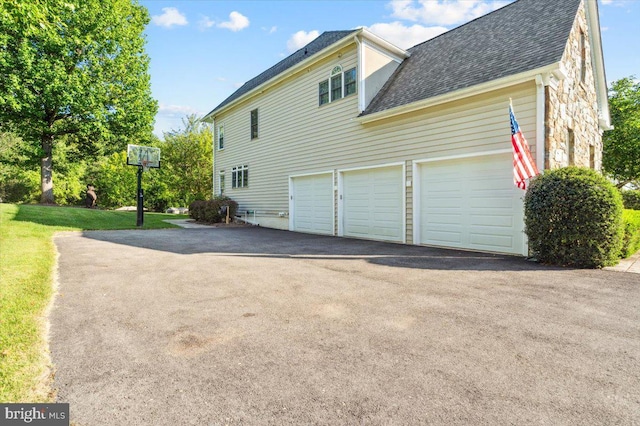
{"left": 213, "top": 40, "right": 538, "bottom": 235}
{"left": 362, "top": 42, "right": 401, "bottom": 109}
{"left": 405, "top": 160, "right": 413, "bottom": 244}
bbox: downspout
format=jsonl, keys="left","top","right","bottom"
{"left": 354, "top": 35, "right": 365, "bottom": 113}
{"left": 534, "top": 75, "right": 545, "bottom": 172}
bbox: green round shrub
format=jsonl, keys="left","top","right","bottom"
{"left": 189, "top": 196, "right": 238, "bottom": 223}
{"left": 621, "top": 190, "right": 640, "bottom": 210}
{"left": 524, "top": 167, "right": 624, "bottom": 268}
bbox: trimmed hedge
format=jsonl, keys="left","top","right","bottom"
{"left": 524, "top": 167, "right": 624, "bottom": 268}
{"left": 621, "top": 190, "right": 640, "bottom": 210}
{"left": 189, "top": 196, "right": 238, "bottom": 223}
{"left": 621, "top": 209, "right": 640, "bottom": 258}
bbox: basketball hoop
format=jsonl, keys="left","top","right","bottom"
{"left": 141, "top": 159, "right": 150, "bottom": 172}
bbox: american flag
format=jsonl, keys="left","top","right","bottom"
{"left": 510, "top": 103, "right": 539, "bottom": 190}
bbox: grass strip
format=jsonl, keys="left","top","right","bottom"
{"left": 0, "top": 204, "right": 185, "bottom": 402}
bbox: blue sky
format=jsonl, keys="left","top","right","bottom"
{"left": 139, "top": 0, "right": 640, "bottom": 137}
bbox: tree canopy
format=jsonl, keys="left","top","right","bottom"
{"left": 603, "top": 77, "right": 640, "bottom": 188}
{"left": 158, "top": 115, "right": 213, "bottom": 206}
{"left": 0, "top": 0, "right": 157, "bottom": 203}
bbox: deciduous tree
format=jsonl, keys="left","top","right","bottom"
{"left": 0, "top": 0, "right": 157, "bottom": 203}
{"left": 158, "top": 115, "right": 213, "bottom": 206}
{"left": 603, "top": 77, "right": 640, "bottom": 188}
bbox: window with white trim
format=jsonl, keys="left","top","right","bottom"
{"left": 232, "top": 165, "right": 248, "bottom": 188}
{"left": 318, "top": 65, "right": 357, "bottom": 106}
{"left": 319, "top": 80, "right": 329, "bottom": 105}
{"left": 218, "top": 170, "right": 225, "bottom": 195}
{"left": 250, "top": 109, "right": 258, "bottom": 139}
{"left": 330, "top": 65, "right": 343, "bottom": 101}
{"left": 217, "top": 125, "right": 224, "bottom": 150}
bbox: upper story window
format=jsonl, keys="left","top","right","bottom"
{"left": 319, "top": 80, "right": 329, "bottom": 105}
{"left": 330, "top": 66, "right": 343, "bottom": 101}
{"left": 579, "top": 30, "right": 586, "bottom": 83}
{"left": 250, "top": 109, "right": 258, "bottom": 139}
{"left": 318, "top": 65, "right": 357, "bottom": 106}
{"left": 217, "top": 125, "right": 224, "bottom": 150}
{"left": 344, "top": 68, "right": 356, "bottom": 96}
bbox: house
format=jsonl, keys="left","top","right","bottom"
{"left": 203, "top": 0, "right": 610, "bottom": 256}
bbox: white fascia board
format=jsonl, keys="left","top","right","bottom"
{"left": 585, "top": 0, "right": 612, "bottom": 130}
{"left": 359, "top": 28, "right": 410, "bottom": 61}
{"left": 355, "top": 63, "right": 561, "bottom": 124}
{"left": 202, "top": 30, "right": 362, "bottom": 122}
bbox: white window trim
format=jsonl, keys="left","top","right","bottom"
{"left": 217, "top": 124, "right": 224, "bottom": 150}
{"left": 231, "top": 165, "right": 249, "bottom": 189}
{"left": 250, "top": 109, "right": 258, "bottom": 140}
{"left": 320, "top": 65, "right": 357, "bottom": 106}
{"left": 218, "top": 170, "right": 225, "bottom": 195}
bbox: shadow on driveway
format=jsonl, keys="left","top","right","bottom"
{"left": 79, "top": 226, "right": 560, "bottom": 272}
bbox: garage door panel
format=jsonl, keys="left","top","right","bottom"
{"left": 471, "top": 214, "right": 514, "bottom": 227}
{"left": 419, "top": 154, "right": 525, "bottom": 255}
{"left": 470, "top": 233, "right": 514, "bottom": 248}
{"left": 343, "top": 166, "right": 403, "bottom": 242}
{"left": 426, "top": 229, "right": 462, "bottom": 244}
{"left": 292, "top": 174, "right": 333, "bottom": 235}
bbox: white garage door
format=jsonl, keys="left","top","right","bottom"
{"left": 417, "top": 153, "right": 525, "bottom": 255}
{"left": 291, "top": 174, "right": 334, "bottom": 235}
{"left": 342, "top": 166, "right": 403, "bottom": 242}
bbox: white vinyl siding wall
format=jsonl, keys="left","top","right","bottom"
{"left": 213, "top": 43, "right": 537, "bottom": 234}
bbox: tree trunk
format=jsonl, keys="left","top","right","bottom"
{"left": 40, "top": 134, "right": 54, "bottom": 204}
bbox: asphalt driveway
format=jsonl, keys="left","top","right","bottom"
{"left": 51, "top": 227, "right": 640, "bottom": 425}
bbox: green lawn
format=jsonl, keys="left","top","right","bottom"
{"left": 0, "top": 204, "right": 186, "bottom": 402}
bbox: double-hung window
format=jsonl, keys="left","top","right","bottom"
{"left": 344, "top": 68, "right": 356, "bottom": 96}
{"left": 232, "top": 165, "right": 248, "bottom": 188}
{"left": 218, "top": 170, "right": 225, "bottom": 195}
{"left": 318, "top": 65, "right": 357, "bottom": 106}
{"left": 250, "top": 109, "right": 258, "bottom": 139}
{"left": 330, "top": 66, "right": 343, "bottom": 101}
{"left": 217, "top": 125, "right": 224, "bottom": 150}
{"left": 319, "top": 80, "right": 329, "bottom": 105}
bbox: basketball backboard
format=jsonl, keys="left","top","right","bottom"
{"left": 127, "top": 144, "right": 161, "bottom": 169}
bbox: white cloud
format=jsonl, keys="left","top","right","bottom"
{"left": 218, "top": 11, "right": 250, "bottom": 32}
{"left": 366, "top": 22, "right": 447, "bottom": 49}
{"left": 152, "top": 7, "right": 188, "bottom": 28}
{"left": 287, "top": 30, "right": 320, "bottom": 53}
{"left": 389, "top": 0, "right": 509, "bottom": 26}
{"left": 198, "top": 16, "right": 215, "bottom": 30}
{"left": 262, "top": 26, "right": 277, "bottom": 34}
{"left": 158, "top": 103, "right": 202, "bottom": 116}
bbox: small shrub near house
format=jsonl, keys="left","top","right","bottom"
{"left": 621, "top": 190, "right": 640, "bottom": 210}
{"left": 621, "top": 209, "right": 640, "bottom": 258}
{"left": 524, "top": 167, "right": 624, "bottom": 268}
{"left": 189, "top": 197, "right": 238, "bottom": 223}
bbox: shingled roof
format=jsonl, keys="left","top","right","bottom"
{"left": 362, "top": 0, "right": 582, "bottom": 116}
{"left": 206, "top": 30, "right": 357, "bottom": 117}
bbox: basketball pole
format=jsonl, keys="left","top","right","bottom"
{"left": 136, "top": 165, "right": 144, "bottom": 227}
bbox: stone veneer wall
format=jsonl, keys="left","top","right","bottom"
{"left": 545, "top": 0, "right": 602, "bottom": 170}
